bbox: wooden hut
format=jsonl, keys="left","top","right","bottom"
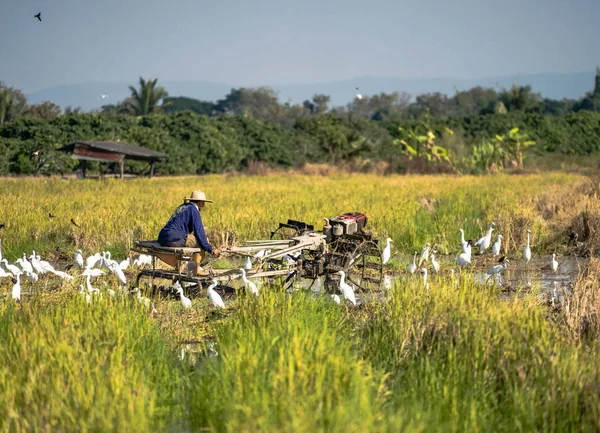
{"left": 58, "top": 141, "right": 168, "bottom": 179}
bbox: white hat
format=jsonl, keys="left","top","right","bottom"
{"left": 184, "top": 190, "right": 213, "bottom": 203}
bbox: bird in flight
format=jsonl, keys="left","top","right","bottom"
{"left": 70, "top": 218, "right": 81, "bottom": 228}
{"left": 34, "top": 13, "right": 42, "bottom": 22}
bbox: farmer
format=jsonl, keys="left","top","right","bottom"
{"left": 157, "top": 190, "right": 221, "bottom": 274}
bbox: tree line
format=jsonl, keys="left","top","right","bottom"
{"left": 0, "top": 70, "right": 600, "bottom": 176}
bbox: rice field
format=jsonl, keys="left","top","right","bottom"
{"left": 1, "top": 172, "right": 600, "bottom": 433}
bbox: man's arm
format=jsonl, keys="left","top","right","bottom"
{"left": 192, "top": 210, "right": 214, "bottom": 253}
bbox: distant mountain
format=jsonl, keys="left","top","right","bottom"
{"left": 27, "top": 71, "right": 596, "bottom": 112}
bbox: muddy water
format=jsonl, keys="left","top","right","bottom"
{"left": 289, "top": 254, "right": 587, "bottom": 307}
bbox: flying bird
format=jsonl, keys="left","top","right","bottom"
{"left": 355, "top": 87, "right": 363, "bottom": 100}
{"left": 34, "top": 13, "right": 42, "bottom": 22}
{"left": 70, "top": 218, "right": 81, "bottom": 228}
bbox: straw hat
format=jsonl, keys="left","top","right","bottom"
{"left": 184, "top": 190, "right": 213, "bottom": 203}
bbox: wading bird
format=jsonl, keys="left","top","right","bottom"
{"left": 474, "top": 222, "right": 495, "bottom": 254}
{"left": 407, "top": 252, "right": 418, "bottom": 274}
{"left": 337, "top": 271, "right": 357, "bottom": 305}
{"left": 491, "top": 234, "right": 503, "bottom": 257}
{"left": 550, "top": 253, "right": 559, "bottom": 274}
{"left": 207, "top": 280, "right": 225, "bottom": 308}
{"left": 523, "top": 230, "right": 532, "bottom": 263}
{"left": 430, "top": 253, "right": 440, "bottom": 273}
{"left": 381, "top": 238, "right": 393, "bottom": 265}
{"left": 239, "top": 268, "right": 259, "bottom": 296}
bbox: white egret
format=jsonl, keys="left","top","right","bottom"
{"left": 86, "top": 253, "right": 103, "bottom": 269}
{"left": 491, "top": 234, "right": 503, "bottom": 257}
{"left": 175, "top": 284, "right": 192, "bottom": 309}
{"left": 133, "top": 254, "right": 152, "bottom": 267}
{"left": 458, "top": 229, "right": 468, "bottom": 251}
{"left": 431, "top": 253, "right": 440, "bottom": 273}
{"left": 419, "top": 243, "right": 431, "bottom": 265}
{"left": 207, "top": 280, "right": 225, "bottom": 309}
{"left": 523, "top": 230, "right": 531, "bottom": 263}
{"left": 239, "top": 268, "right": 259, "bottom": 296}
{"left": 337, "top": 271, "right": 357, "bottom": 305}
{"left": 82, "top": 267, "right": 105, "bottom": 278}
{"left": 29, "top": 253, "right": 45, "bottom": 274}
{"left": 253, "top": 249, "right": 271, "bottom": 259}
{"left": 550, "top": 253, "right": 559, "bottom": 274}
{"left": 330, "top": 294, "right": 341, "bottom": 304}
{"left": 407, "top": 252, "right": 418, "bottom": 274}
{"left": 118, "top": 258, "right": 130, "bottom": 271}
{"left": 486, "top": 260, "right": 509, "bottom": 277}
{"left": 108, "top": 262, "right": 127, "bottom": 285}
{"left": 11, "top": 273, "right": 22, "bottom": 302}
{"left": 74, "top": 250, "right": 84, "bottom": 269}
{"left": 355, "top": 87, "right": 362, "bottom": 99}
{"left": 381, "top": 238, "right": 393, "bottom": 265}
{"left": 474, "top": 222, "right": 495, "bottom": 253}
{"left": 419, "top": 268, "right": 430, "bottom": 290}
{"left": 85, "top": 274, "right": 101, "bottom": 295}
{"left": 18, "top": 254, "right": 34, "bottom": 274}
{"left": 2, "top": 259, "right": 22, "bottom": 276}
{"left": 0, "top": 267, "right": 10, "bottom": 278}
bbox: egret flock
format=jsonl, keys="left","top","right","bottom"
{"left": 0, "top": 221, "right": 566, "bottom": 310}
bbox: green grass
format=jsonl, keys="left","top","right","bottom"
{"left": 1, "top": 173, "right": 599, "bottom": 432}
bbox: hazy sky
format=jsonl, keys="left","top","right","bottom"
{"left": 1, "top": 0, "right": 599, "bottom": 93}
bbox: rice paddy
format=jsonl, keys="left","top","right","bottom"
{"left": 1, "top": 172, "right": 600, "bottom": 432}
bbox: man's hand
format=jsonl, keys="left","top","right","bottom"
{"left": 211, "top": 248, "right": 221, "bottom": 256}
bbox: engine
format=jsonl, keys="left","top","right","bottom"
{"left": 324, "top": 212, "right": 367, "bottom": 238}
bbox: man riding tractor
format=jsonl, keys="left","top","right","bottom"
{"left": 157, "top": 190, "right": 221, "bottom": 275}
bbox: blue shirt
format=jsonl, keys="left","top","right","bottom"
{"left": 158, "top": 203, "right": 213, "bottom": 252}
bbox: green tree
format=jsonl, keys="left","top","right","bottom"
{"left": 123, "top": 77, "right": 171, "bottom": 115}
{"left": 162, "top": 96, "right": 214, "bottom": 115}
{"left": 25, "top": 101, "right": 62, "bottom": 120}
{"left": 0, "top": 83, "right": 27, "bottom": 125}
{"left": 499, "top": 85, "right": 542, "bottom": 112}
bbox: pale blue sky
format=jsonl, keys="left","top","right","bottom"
{"left": 1, "top": 0, "right": 598, "bottom": 93}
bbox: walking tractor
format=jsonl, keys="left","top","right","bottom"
{"left": 132, "top": 212, "right": 385, "bottom": 295}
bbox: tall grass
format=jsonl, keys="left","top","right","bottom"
{"left": 0, "top": 293, "right": 185, "bottom": 432}
{"left": 1, "top": 173, "right": 600, "bottom": 432}
{"left": 0, "top": 172, "right": 590, "bottom": 260}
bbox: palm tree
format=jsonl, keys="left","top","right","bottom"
{"left": 123, "top": 77, "right": 171, "bottom": 115}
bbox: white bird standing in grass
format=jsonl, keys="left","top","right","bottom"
{"left": 207, "top": 280, "right": 225, "bottom": 309}
{"left": 407, "top": 252, "right": 418, "bottom": 274}
{"left": 11, "top": 273, "right": 22, "bottom": 302}
{"left": 419, "top": 268, "right": 430, "bottom": 291}
{"left": 29, "top": 253, "right": 45, "bottom": 275}
{"left": 2, "top": 259, "right": 22, "bottom": 277}
{"left": 491, "top": 234, "right": 503, "bottom": 257}
{"left": 455, "top": 241, "right": 472, "bottom": 267}
{"left": 485, "top": 260, "right": 509, "bottom": 284}
{"left": 108, "top": 261, "right": 127, "bottom": 285}
{"left": 474, "top": 222, "right": 495, "bottom": 254}
{"left": 430, "top": 253, "right": 440, "bottom": 273}
{"left": 18, "top": 254, "right": 34, "bottom": 274}
{"left": 381, "top": 238, "right": 393, "bottom": 265}
{"left": 330, "top": 294, "right": 341, "bottom": 304}
{"left": 175, "top": 283, "right": 192, "bottom": 309}
{"left": 337, "top": 271, "right": 357, "bottom": 305}
{"left": 239, "top": 268, "right": 259, "bottom": 296}
{"left": 550, "top": 253, "right": 559, "bottom": 274}
{"left": 419, "top": 243, "right": 431, "bottom": 265}
{"left": 459, "top": 229, "right": 468, "bottom": 251}
{"left": 118, "top": 257, "right": 130, "bottom": 271}
{"left": 523, "top": 230, "right": 532, "bottom": 263}
{"left": 133, "top": 254, "right": 152, "bottom": 267}
{"left": 74, "top": 250, "right": 84, "bottom": 269}
{"left": 86, "top": 253, "right": 103, "bottom": 269}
